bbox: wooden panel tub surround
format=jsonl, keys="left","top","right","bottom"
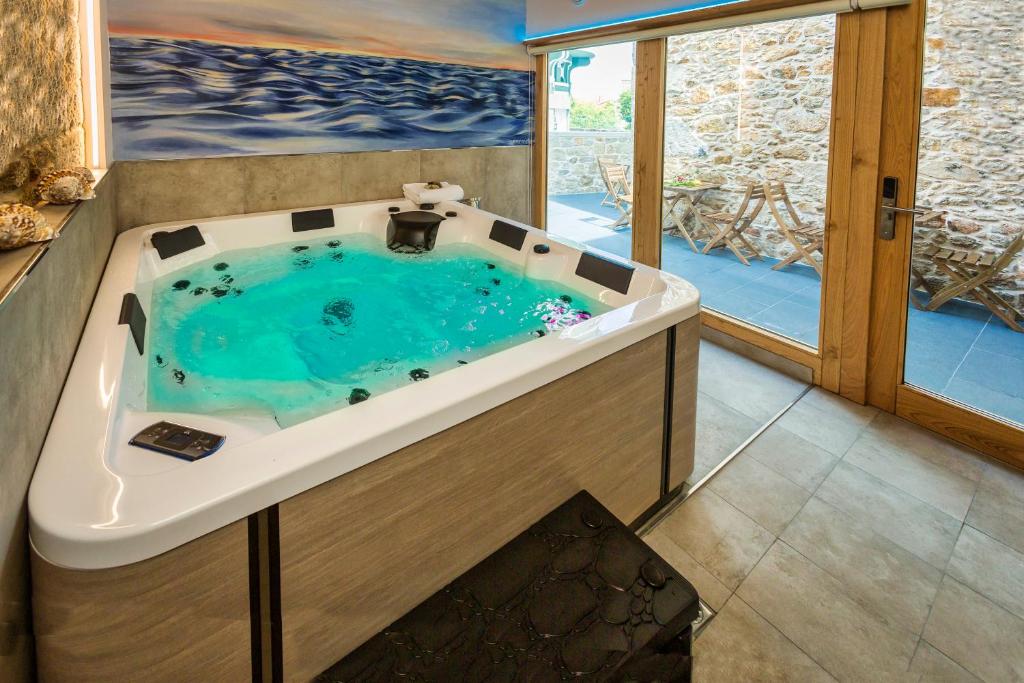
{"left": 277, "top": 325, "right": 697, "bottom": 681}
{"left": 31, "top": 520, "right": 252, "bottom": 683}
{"left": 670, "top": 318, "right": 700, "bottom": 492}
{"left": 28, "top": 323, "right": 698, "bottom": 682}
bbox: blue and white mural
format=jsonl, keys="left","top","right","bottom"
{"left": 108, "top": 0, "right": 532, "bottom": 159}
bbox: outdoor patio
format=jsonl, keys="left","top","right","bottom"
{"left": 549, "top": 192, "right": 1024, "bottom": 426}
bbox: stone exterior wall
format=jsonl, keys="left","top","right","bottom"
{"left": 663, "top": 16, "right": 836, "bottom": 263}
{"left": 547, "top": 130, "right": 634, "bottom": 195}
{"left": 913, "top": 0, "right": 1023, "bottom": 308}
{"left": 0, "top": 0, "right": 83, "bottom": 190}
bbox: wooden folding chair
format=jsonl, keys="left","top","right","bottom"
{"left": 701, "top": 181, "right": 766, "bottom": 265}
{"left": 909, "top": 209, "right": 948, "bottom": 310}
{"left": 763, "top": 180, "right": 825, "bottom": 276}
{"left": 603, "top": 164, "right": 634, "bottom": 229}
{"left": 921, "top": 231, "right": 1024, "bottom": 332}
{"left": 597, "top": 156, "right": 620, "bottom": 208}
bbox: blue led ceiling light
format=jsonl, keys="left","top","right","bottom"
{"left": 525, "top": 0, "right": 745, "bottom": 41}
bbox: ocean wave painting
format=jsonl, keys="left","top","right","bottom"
{"left": 110, "top": 37, "right": 533, "bottom": 159}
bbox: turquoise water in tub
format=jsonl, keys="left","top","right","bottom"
{"left": 147, "top": 234, "right": 609, "bottom": 427}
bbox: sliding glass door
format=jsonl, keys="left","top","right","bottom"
{"left": 899, "top": 0, "right": 1023, "bottom": 428}
{"left": 659, "top": 17, "right": 836, "bottom": 349}
{"left": 544, "top": 42, "right": 636, "bottom": 262}
{"left": 866, "top": 0, "right": 1023, "bottom": 458}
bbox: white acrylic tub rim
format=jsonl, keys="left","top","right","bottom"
{"left": 28, "top": 198, "right": 700, "bottom": 570}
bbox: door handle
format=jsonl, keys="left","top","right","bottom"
{"left": 878, "top": 176, "right": 930, "bottom": 240}
{"left": 885, "top": 205, "right": 933, "bottom": 216}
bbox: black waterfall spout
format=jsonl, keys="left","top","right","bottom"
{"left": 387, "top": 211, "right": 445, "bottom": 253}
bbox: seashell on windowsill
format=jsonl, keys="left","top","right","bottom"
{"left": 0, "top": 203, "right": 53, "bottom": 250}
{"left": 32, "top": 168, "right": 96, "bottom": 207}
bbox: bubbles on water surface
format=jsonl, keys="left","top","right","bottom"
{"left": 321, "top": 298, "right": 355, "bottom": 329}
{"left": 147, "top": 234, "right": 609, "bottom": 428}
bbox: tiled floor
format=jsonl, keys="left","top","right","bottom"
{"left": 646, "top": 382, "right": 1024, "bottom": 682}
{"left": 548, "top": 193, "right": 1024, "bottom": 427}
{"left": 689, "top": 339, "right": 809, "bottom": 486}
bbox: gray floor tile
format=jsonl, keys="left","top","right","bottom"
{"left": 737, "top": 542, "right": 919, "bottom": 680}
{"left": 655, "top": 489, "right": 775, "bottom": 590}
{"left": 977, "top": 461, "right": 1024, "bottom": 501}
{"left": 781, "top": 497, "right": 943, "bottom": 635}
{"left": 694, "top": 596, "right": 836, "bottom": 682}
{"left": 947, "top": 526, "right": 1024, "bottom": 621}
{"left": 697, "top": 341, "right": 808, "bottom": 423}
{"left": 844, "top": 428, "right": 978, "bottom": 521}
{"left": 923, "top": 576, "right": 1024, "bottom": 683}
{"left": 909, "top": 641, "right": 982, "bottom": 682}
{"left": 691, "top": 392, "right": 761, "bottom": 483}
{"left": 797, "top": 387, "right": 879, "bottom": 426}
{"left": 966, "top": 462, "right": 1024, "bottom": 555}
{"left": 709, "top": 454, "right": 813, "bottom": 535}
{"left": 775, "top": 393, "right": 871, "bottom": 456}
{"left": 860, "top": 412, "right": 987, "bottom": 484}
{"left": 816, "top": 461, "right": 962, "bottom": 570}
{"left": 642, "top": 528, "right": 734, "bottom": 612}
{"left": 743, "top": 423, "right": 840, "bottom": 491}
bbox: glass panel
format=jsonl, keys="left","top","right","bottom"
{"left": 545, "top": 43, "right": 636, "bottom": 261}
{"left": 904, "top": 0, "right": 1024, "bottom": 427}
{"left": 660, "top": 17, "right": 836, "bottom": 348}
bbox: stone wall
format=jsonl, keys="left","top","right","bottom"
{"left": 547, "top": 130, "right": 634, "bottom": 196}
{"left": 0, "top": 0, "right": 83, "bottom": 190}
{"left": 913, "top": 0, "right": 1023, "bottom": 308}
{"left": 662, "top": 16, "right": 835, "bottom": 263}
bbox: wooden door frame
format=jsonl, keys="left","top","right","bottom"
{"left": 531, "top": 53, "right": 548, "bottom": 229}
{"left": 864, "top": 0, "right": 1024, "bottom": 466}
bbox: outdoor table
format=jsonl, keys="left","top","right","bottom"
{"left": 663, "top": 182, "right": 722, "bottom": 253}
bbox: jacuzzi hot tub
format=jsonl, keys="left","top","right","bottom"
{"left": 28, "top": 198, "right": 701, "bottom": 681}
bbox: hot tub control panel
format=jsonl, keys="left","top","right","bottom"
{"left": 130, "top": 422, "right": 225, "bottom": 461}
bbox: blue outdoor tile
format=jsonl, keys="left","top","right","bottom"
{"left": 662, "top": 247, "right": 722, "bottom": 275}
{"left": 927, "top": 297, "right": 993, "bottom": 323}
{"left": 747, "top": 300, "right": 821, "bottom": 347}
{"left": 903, "top": 341, "right": 959, "bottom": 395}
{"left": 549, "top": 193, "right": 622, "bottom": 221}
{"left": 973, "top": 320, "right": 1024, "bottom": 360}
{"left": 759, "top": 266, "right": 821, "bottom": 294}
{"left": 702, "top": 291, "right": 770, "bottom": 320}
{"left": 784, "top": 283, "right": 823, "bottom": 308}
{"left": 714, "top": 262, "right": 766, "bottom": 288}
{"left": 952, "top": 348, "right": 1024, "bottom": 400}
{"left": 730, "top": 278, "right": 806, "bottom": 307}
{"left": 942, "top": 377, "right": 1024, "bottom": 428}
{"left": 673, "top": 271, "right": 725, "bottom": 293}
{"left": 906, "top": 305, "right": 987, "bottom": 349}
{"left": 584, "top": 233, "right": 632, "bottom": 261}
